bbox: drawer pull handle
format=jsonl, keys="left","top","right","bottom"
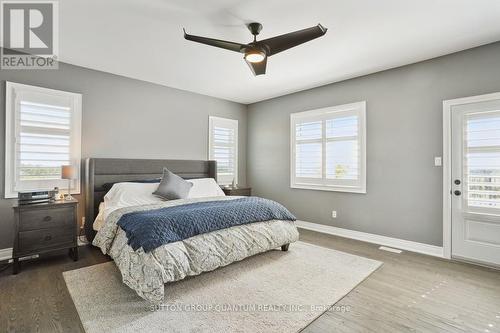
{"left": 43, "top": 216, "right": 52, "bottom": 222}
{"left": 44, "top": 235, "right": 52, "bottom": 241}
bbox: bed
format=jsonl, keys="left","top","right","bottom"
{"left": 84, "top": 158, "right": 299, "bottom": 302}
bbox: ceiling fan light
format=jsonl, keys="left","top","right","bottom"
{"left": 245, "top": 50, "right": 266, "bottom": 63}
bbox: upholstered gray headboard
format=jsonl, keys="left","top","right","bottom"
{"left": 84, "top": 158, "right": 217, "bottom": 242}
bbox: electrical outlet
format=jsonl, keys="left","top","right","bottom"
{"left": 331, "top": 210, "right": 337, "bottom": 218}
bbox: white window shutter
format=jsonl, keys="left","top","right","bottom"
{"left": 325, "top": 115, "right": 360, "bottom": 180}
{"left": 18, "top": 101, "right": 71, "bottom": 182}
{"left": 464, "top": 111, "right": 500, "bottom": 210}
{"left": 4, "top": 82, "right": 82, "bottom": 198}
{"left": 209, "top": 116, "right": 238, "bottom": 185}
{"left": 290, "top": 102, "right": 366, "bottom": 193}
{"left": 295, "top": 121, "right": 322, "bottom": 178}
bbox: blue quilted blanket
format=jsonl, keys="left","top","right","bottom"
{"left": 117, "top": 197, "right": 296, "bottom": 252}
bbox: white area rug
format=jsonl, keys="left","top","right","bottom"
{"left": 63, "top": 242, "right": 382, "bottom": 333}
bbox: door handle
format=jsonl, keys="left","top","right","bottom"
{"left": 454, "top": 190, "right": 461, "bottom": 196}
{"left": 454, "top": 179, "right": 461, "bottom": 185}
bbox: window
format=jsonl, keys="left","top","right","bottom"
{"left": 208, "top": 116, "right": 238, "bottom": 185}
{"left": 464, "top": 110, "right": 500, "bottom": 211}
{"left": 290, "top": 101, "right": 366, "bottom": 193}
{"left": 5, "top": 82, "right": 82, "bottom": 198}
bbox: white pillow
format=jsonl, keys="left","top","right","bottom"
{"left": 103, "top": 182, "right": 163, "bottom": 219}
{"left": 100, "top": 179, "right": 224, "bottom": 222}
{"left": 187, "top": 178, "right": 225, "bottom": 198}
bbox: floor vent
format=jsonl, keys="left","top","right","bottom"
{"left": 379, "top": 246, "right": 403, "bottom": 254}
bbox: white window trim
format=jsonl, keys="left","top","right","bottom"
{"left": 208, "top": 116, "right": 238, "bottom": 186}
{"left": 290, "top": 101, "right": 367, "bottom": 193}
{"left": 5, "top": 82, "right": 82, "bottom": 198}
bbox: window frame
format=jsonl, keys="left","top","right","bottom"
{"left": 208, "top": 116, "right": 238, "bottom": 186}
{"left": 290, "top": 101, "right": 367, "bottom": 193}
{"left": 5, "top": 81, "right": 82, "bottom": 198}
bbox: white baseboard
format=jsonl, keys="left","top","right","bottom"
{"left": 0, "top": 247, "right": 13, "bottom": 261}
{"left": 296, "top": 221, "right": 444, "bottom": 258}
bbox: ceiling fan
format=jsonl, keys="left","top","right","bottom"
{"left": 183, "top": 22, "right": 327, "bottom": 76}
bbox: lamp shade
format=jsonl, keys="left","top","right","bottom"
{"left": 61, "top": 165, "right": 75, "bottom": 180}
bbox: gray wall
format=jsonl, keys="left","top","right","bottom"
{"left": 247, "top": 42, "right": 500, "bottom": 246}
{"left": 2, "top": 42, "right": 499, "bottom": 251}
{"left": 0, "top": 62, "right": 247, "bottom": 250}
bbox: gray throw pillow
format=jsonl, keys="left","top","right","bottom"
{"left": 153, "top": 168, "right": 193, "bottom": 200}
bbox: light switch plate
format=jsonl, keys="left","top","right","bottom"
{"left": 434, "top": 156, "right": 442, "bottom": 166}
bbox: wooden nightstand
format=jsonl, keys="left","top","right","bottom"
{"left": 12, "top": 199, "right": 79, "bottom": 274}
{"left": 222, "top": 186, "right": 252, "bottom": 196}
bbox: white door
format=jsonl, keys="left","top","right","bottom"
{"left": 450, "top": 96, "right": 500, "bottom": 267}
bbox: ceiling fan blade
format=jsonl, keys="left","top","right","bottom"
{"left": 259, "top": 24, "right": 327, "bottom": 56}
{"left": 245, "top": 57, "right": 267, "bottom": 76}
{"left": 184, "top": 29, "right": 246, "bottom": 53}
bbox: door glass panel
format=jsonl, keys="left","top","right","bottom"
{"left": 465, "top": 112, "right": 500, "bottom": 211}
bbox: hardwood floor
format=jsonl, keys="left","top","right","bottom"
{"left": 0, "top": 247, "right": 109, "bottom": 333}
{"left": 299, "top": 229, "right": 500, "bottom": 333}
{"left": 0, "top": 229, "right": 499, "bottom": 333}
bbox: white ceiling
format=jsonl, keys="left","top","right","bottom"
{"left": 59, "top": 0, "right": 500, "bottom": 104}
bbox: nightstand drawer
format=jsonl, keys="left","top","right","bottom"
{"left": 12, "top": 199, "right": 79, "bottom": 274}
{"left": 19, "top": 207, "right": 74, "bottom": 231}
{"left": 18, "top": 227, "right": 75, "bottom": 254}
{"left": 222, "top": 187, "right": 252, "bottom": 196}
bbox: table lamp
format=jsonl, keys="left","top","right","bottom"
{"left": 61, "top": 165, "right": 75, "bottom": 200}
